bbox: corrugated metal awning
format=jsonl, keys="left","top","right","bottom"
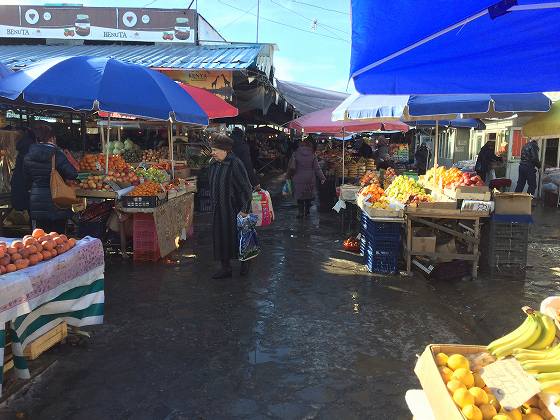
{"left": 0, "top": 43, "right": 272, "bottom": 74}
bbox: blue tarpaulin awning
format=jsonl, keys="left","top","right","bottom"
{"left": 350, "top": 0, "right": 560, "bottom": 94}
{"left": 406, "top": 119, "right": 486, "bottom": 130}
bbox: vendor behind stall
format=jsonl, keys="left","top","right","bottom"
{"left": 414, "top": 143, "right": 430, "bottom": 175}
{"left": 24, "top": 124, "right": 78, "bottom": 234}
{"left": 475, "top": 141, "right": 502, "bottom": 183}
{"left": 357, "top": 137, "right": 374, "bottom": 158}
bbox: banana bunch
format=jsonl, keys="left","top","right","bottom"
{"left": 515, "top": 344, "right": 560, "bottom": 394}
{"left": 487, "top": 307, "right": 556, "bottom": 359}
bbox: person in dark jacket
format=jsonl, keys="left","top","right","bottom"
{"left": 475, "top": 141, "right": 502, "bottom": 183}
{"left": 357, "top": 138, "right": 374, "bottom": 158}
{"left": 10, "top": 127, "right": 36, "bottom": 211}
{"left": 23, "top": 124, "right": 78, "bottom": 234}
{"left": 515, "top": 139, "right": 541, "bottom": 195}
{"left": 230, "top": 127, "right": 259, "bottom": 188}
{"left": 414, "top": 143, "right": 430, "bottom": 175}
{"left": 288, "top": 138, "right": 326, "bottom": 218}
{"left": 209, "top": 134, "right": 254, "bottom": 279}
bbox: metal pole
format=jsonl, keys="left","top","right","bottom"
{"left": 434, "top": 120, "right": 439, "bottom": 189}
{"left": 106, "top": 115, "right": 111, "bottom": 174}
{"left": 169, "top": 121, "right": 175, "bottom": 179}
{"left": 256, "top": 0, "right": 260, "bottom": 42}
{"left": 342, "top": 128, "right": 345, "bottom": 185}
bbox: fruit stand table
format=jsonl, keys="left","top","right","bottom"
{"left": 0, "top": 236, "right": 105, "bottom": 395}
{"left": 115, "top": 192, "right": 194, "bottom": 260}
{"left": 404, "top": 208, "right": 489, "bottom": 279}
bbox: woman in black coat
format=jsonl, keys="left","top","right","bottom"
{"left": 10, "top": 127, "right": 36, "bottom": 211}
{"left": 24, "top": 124, "right": 78, "bottom": 234}
{"left": 208, "top": 134, "right": 253, "bottom": 279}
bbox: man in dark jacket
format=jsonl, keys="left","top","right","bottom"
{"left": 230, "top": 127, "right": 259, "bottom": 188}
{"left": 24, "top": 124, "right": 78, "bottom": 233}
{"left": 515, "top": 139, "right": 541, "bottom": 195}
{"left": 414, "top": 143, "right": 430, "bottom": 175}
{"left": 10, "top": 127, "right": 36, "bottom": 211}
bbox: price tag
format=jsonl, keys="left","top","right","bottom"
{"left": 481, "top": 358, "right": 541, "bottom": 410}
{"left": 95, "top": 161, "right": 102, "bottom": 172}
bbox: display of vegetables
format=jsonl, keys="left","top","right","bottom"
{"left": 79, "top": 175, "right": 113, "bottom": 191}
{"left": 0, "top": 229, "right": 77, "bottom": 275}
{"left": 127, "top": 181, "right": 163, "bottom": 197}
{"left": 360, "top": 170, "right": 380, "bottom": 187}
{"left": 122, "top": 149, "right": 143, "bottom": 163}
{"left": 105, "top": 169, "right": 140, "bottom": 185}
{"left": 142, "top": 149, "right": 166, "bottom": 162}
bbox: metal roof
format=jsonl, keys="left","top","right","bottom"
{"left": 0, "top": 43, "right": 272, "bottom": 74}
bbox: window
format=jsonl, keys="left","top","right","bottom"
{"left": 512, "top": 129, "right": 528, "bottom": 158}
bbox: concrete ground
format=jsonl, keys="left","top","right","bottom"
{"left": 1, "top": 187, "right": 559, "bottom": 420}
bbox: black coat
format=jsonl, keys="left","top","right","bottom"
{"left": 24, "top": 143, "right": 78, "bottom": 221}
{"left": 520, "top": 141, "right": 541, "bottom": 169}
{"left": 10, "top": 132, "right": 36, "bottom": 211}
{"left": 475, "top": 143, "right": 501, "bottom": 179}
{"left": 209, "top": 154, "right": 253, "bottom": 262}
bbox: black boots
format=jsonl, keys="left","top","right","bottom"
{"left": 297, "top": 200, "right": 312, "bottom": 219}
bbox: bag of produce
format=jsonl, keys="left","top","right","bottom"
{"left": 281, "top": 179, "right": 292, "bottom": 197}
{"left": 251, "top": 189, "right": 274, "bottom": 227}
{"left": 238, "top": 213, "right": 260, "bottom": 261}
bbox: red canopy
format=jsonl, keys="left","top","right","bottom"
{"left": 288, "top": 107, "right": 408, "bottom": 135}
{"left": 178, "top": 83, "right": 238, "bottom": 119}
{"left": 99, "top": 83, "right": 238, "bottom": 120}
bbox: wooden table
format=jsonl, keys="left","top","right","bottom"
{"left": 404, "top": 208, "right": 489, "bottom": 279}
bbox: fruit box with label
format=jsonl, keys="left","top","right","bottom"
{"left": 415, "top": 344, "right": 554, "bottom": 420}
{"left": 415, "top": 344, "right": 489, "bottom": 420}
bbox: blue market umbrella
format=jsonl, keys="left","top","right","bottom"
{"left": 350, "top": 0, "right": 560, "bottom": 94}
{"left": 0, "top": 56, "right": 208, "bottom": 125}
{"left": 407, "top": 119, "right": 486, "bottom": 130}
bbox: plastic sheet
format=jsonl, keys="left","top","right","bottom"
{"left": 237, "top": 213, "right": 260, "bottom": 262}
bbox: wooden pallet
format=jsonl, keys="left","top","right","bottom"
{"left": 23, "top": 322, "right": 68, "bottom": 361}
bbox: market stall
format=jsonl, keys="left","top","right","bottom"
{"left": 347, "top": 163, "right": 532, "bottom": 279}
{"left": 0, "top": 234, "right": 104, "bottom": 395}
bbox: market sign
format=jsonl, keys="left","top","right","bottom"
{"left": 158, "top": 69, "right": 234, "bottom": 101}
{"left": 0, "top": 5, "right": 196, "bottom": 44}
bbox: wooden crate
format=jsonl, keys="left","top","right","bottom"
{"left": 23, "top": 322, "right": 68, "bottom": 361}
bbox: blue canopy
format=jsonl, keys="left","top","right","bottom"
{"left": 0, "top": 56, "right": 208, "bottom": 125}
{"left": 0, "top": 62, "right": 11, "bottom": 79}
{"left": 407, "top": 119, "right": 486, "bottom": 129}
{"left": 350, "top": 0, "right": 560, "bottom": 94}
{"left": 406, "top": 93, "right": 551, "bottom": 116}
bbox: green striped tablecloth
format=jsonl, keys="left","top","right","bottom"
{"left": 0, "top": 236, "right": 105, "bottom": 395}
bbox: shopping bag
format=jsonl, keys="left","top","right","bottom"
{"left": 50, "top": 155, "right": 79, "bottom": 208}
{"left": 251, "top": 189, "right": 274, "bottom": 227}
{"left": 282, "top": 179, "right": 293, "bottom": 197}
{"left": 238, "top": 213, "right": 260, "bottom": 261}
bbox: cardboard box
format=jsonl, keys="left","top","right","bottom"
{"left": 445, "top": 186, "right": 491, "bottom": 201}
{"left": 494, "top": 192, "right": 532, "bottom": 215}
{"left": 414, "top": 344, "right": 490, "bottom": 420}
{"left": 412, "top": 236, "right": 436, "bottom": 253}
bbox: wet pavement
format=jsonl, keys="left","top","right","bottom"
{"left": 1, "top": 182, "right": 560, "bottom": 419}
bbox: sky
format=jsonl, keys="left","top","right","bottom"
{"left": 1, "top": 0, "right": 354, "bottom": 94}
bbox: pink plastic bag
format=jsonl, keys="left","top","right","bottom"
{"left": 251, "top": 190, "right": 274, "bottom": 227}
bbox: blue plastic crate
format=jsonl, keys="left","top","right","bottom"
{"left": 365, "top": 254, "right": 399, "bottom": 274}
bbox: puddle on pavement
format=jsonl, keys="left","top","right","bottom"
{"left": 247, "top": 344, "right": 291, "bottom": 365}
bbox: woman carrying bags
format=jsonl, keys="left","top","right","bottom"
{"left": 208, "top": 134, "right": 254, "bottom": 279}
{"left": 23, "top": 124, "right": 78, "bottom": 234}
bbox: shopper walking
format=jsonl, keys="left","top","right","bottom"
{"left": 10, "top": 127, "right": 36, "bottom": 212}
{"left": 475, "top": 141, "right": 502, "bottom": 183}
{"left": 287, "top": 138, "right": 326, "bottom": 219}
{"left": 515, "top": 139, "right": 541, "bottom": 195}
{"left": 230, "top": 127, "right": 259, "bottom": 188}
{"left": 23, "top": 124, "right": 78, "bottom": 233}
{"left": 208, "top": 134, "right": 253, "bottom": 279}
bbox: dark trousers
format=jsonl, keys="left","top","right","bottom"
{"left": 297, "top": 199, "right": 312, "bottom": 215}
{"left": 33, "top": 219, "right": 67, "bottom": 234}
{"left": 515, "top": 165, "right": 537, "bottom": 195}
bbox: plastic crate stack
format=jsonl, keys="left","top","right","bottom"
{"left": 481, "top": 215, "right": 531, "bottom": 277}
{"left": 360, "top": 212, "right": 401, "bottom": 274}
{"left": 133, "top": 214, "right": 160, "bottom": 262}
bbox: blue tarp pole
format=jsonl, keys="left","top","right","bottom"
{"left": 342, "top": 127, "right": 346, "bottom": 185}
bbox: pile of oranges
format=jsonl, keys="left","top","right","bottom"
{"left": 79, "top": 154, "right": 129, "bottom": 172}
{"left": 361, "top": 183, "right": 385, "bottom": 204}
{"left": 0, "top": 229, "right": 77, "bottom": 275}
{"left": 128, "top": 181, "right": 163, "bottom": 197}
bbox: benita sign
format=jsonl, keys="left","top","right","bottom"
{"left": 0, "top": 5, "right": 197, "bottom": 44}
